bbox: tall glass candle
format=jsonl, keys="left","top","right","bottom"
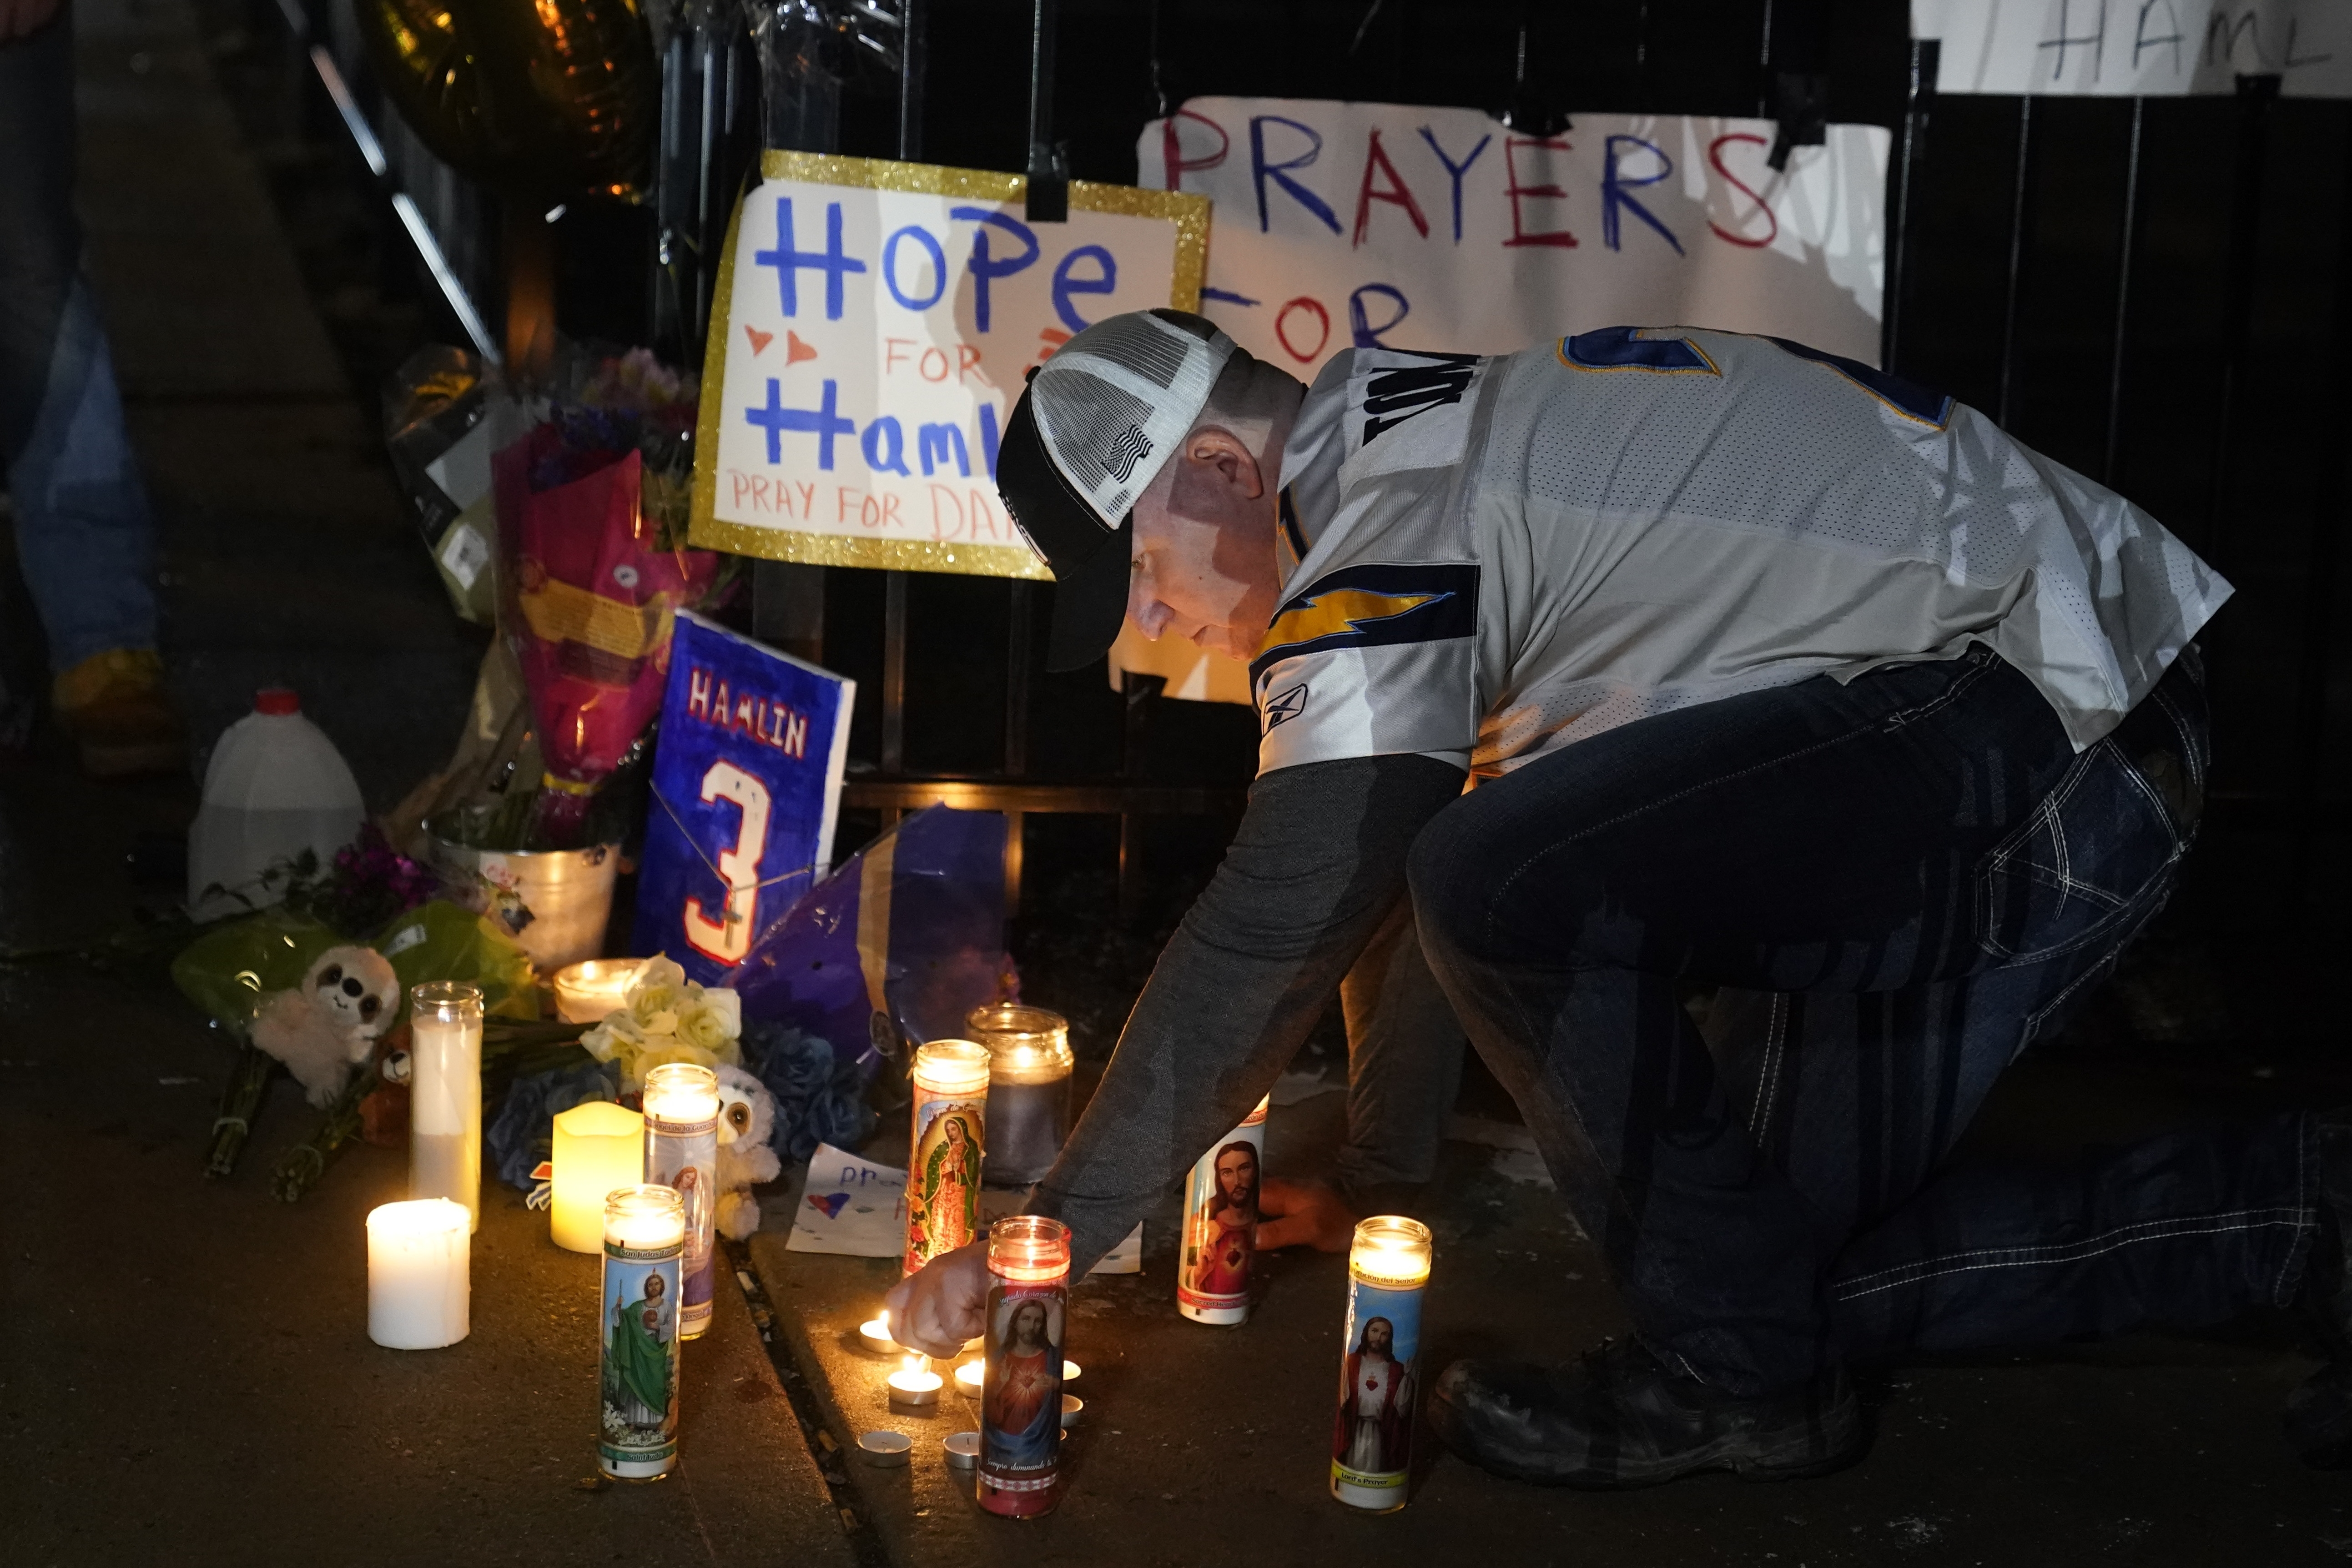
{"left": 965, "top": 1005, "right": 1073, "bottom": 1187}
{"left": 409, "top": 981, "right": 483, "bottom": 1231}
{"left": 1177, "top": 1095, "right": 1270, "bottom": 1325}
{"left": 552, "top": 958, "right": 645, "bottom": 1024}
{"left": 977, "top": 1215, "right": 1069, "bottom": 1518}
{"left": 642, "top": 1062, "right": 720, "bottom": 1339}
{"left": 551, "top": 1101, "right": 644, "bottom": 1254}
{"left": 599, "top": 1185, "right": 686, "bottom": 1481}
{"left": 366, "top": 1198, "right": 469, "bottom": 1349}
{"left": 1330, "top": 1216, "right": 1433, "bottom": 1513}
{"left": 904, "top": 1040, "right": 989, "bottom": 1276}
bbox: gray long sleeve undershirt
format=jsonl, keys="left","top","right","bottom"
{"left": 1026, "top": 752, "right": 1468, "bottom": 1273}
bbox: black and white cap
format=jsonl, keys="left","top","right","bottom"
{"left": 995, "top": 309, "right": 1238, "bottom": 671}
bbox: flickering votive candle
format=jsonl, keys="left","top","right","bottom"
{"left": 551, "top": 1101, "right": 645, "bottom": 1254}
{"left": 642, "top": 1063, "right": 720, "bottom": 1340}
{"left": 858, "top": 1314, "right": 899, "bottom": 1356}
{"left": 1178, "top": 1095, "right": 1270, "bottom": 1326}
{"left": 904, "top": 1040, "right": 990, "bottom": 1276}
{"left": 552, "top": 958, "right": 644, "bottom": 1024}
{"left": 965, "top": 1005, "right": 1073, "bottom": 1187}
{"left": 888, "top": 1355, "right": 945, "bottom": 1409}
{"left": 599, "top": 1185, "right": 686, "bottom": 1481}
{"left": 366, "top": 1198, "right": 469, "bottom": 1349}
{"left": 977, "top": 1215, "right": 1071, "bottom": 1518}
{"left": 1330, "top": 1216, "right": 1434, "bottom": 1513}
{"left": 409, "top": 982, "right": 483, "bottom": 1231}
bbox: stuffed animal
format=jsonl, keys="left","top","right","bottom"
{"left": 713, "top": 1063, "right": 781, "bottom": 1240}
{"left": 252, "top": 945, "right": 401, "bottom": 1107}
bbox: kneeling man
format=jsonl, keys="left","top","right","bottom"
{"left": 890, "top": 310, "right": 2342, "bottom": 1486}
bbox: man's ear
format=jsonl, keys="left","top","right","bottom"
{"left": 1183, "top": 426, "right": 1265, "bottom": 501}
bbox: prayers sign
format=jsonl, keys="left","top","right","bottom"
{"left": 690, "top": 151, "right": 1207, "bottom": 577}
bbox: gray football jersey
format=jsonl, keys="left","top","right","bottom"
{"left": 1252, "top": 327, "right": 2231, "bottom": 779}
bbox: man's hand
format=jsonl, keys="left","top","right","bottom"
{"left": 1, "top": 0, "right": 63, "bottom": 42}
{"left": 882, "top": 1241, "right": 988, "bottom": 1356}
{"left": 1254, "top": 1177, "right": 1357, "bottom": 1253}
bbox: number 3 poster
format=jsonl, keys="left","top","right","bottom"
{"left": 633, "top": 612, "right": 855, "bottom": 984}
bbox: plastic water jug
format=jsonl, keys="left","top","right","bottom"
{"left": 186, "top": 688, "right": 366, "bottom": 920}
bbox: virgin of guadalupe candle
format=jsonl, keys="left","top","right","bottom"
{"left": 904, "top": 1040, "right": 989, "bottom": 1276}
{"left": 977, "top": 1215, "right": 1069, "bottom": 1518}
{"left": 641, "top": 1063, "right": 720, "bottom": 1339}
{"left": 1330, "top": 1216, "right": 1433, "bottom": 1513}
{"left": 409, "top": 982, "right": 483, "bottom": 1231}
{"left": 1177, "top": 1095, "right": 1270, "bottom": 1325}
{"left": 599, "top": 1185, "right": 685, "bottom": 1481}
{"left": 964, "top": 1005, "right": 1073, "bottom": 1187}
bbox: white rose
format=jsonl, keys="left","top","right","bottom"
{"left": 580, "top": 1010, "right": 647, "bottom": 1064}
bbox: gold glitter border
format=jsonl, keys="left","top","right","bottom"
{"left": 689, "top": 154, "right": 1209, "bottom": 571}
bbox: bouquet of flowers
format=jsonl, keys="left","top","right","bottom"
{"left": 493, "top": 349, "right": 725, "bottom": 849}
{"left": 578, "top": 953, "right": 744, "bottom": 1090}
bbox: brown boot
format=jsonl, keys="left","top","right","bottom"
{"left": 53, "top": 648, "right": 187, "bottom": 778}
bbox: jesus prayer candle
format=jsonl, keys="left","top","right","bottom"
{"left": 1330, "top": 1216, "right": 1432, "bottom": 1513}
{"left": 965, "top": 1005, "right": 1073, "bottom": 1187}
{"left": 904, "top": 1040, "right": 989, "bottom": 1276}
{"left": 599, "top": 1185, "right": 685, "bottom": 1481}
{"left": 642, "top": 1063, "right": 720, "bottom": 1340}
{"left": 1177, "top": 1094, "right": 1270, "bottom": 1325}
{"left": 977, "top": 1215, "right": 1069, "bottom": 1518}
{"left": 366, "top": 1198, "right": 469, "bottom": 1348}
{"left": 409, "top": 981, "right": 483, "bottom": 1231}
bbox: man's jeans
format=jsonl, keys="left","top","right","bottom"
{"left": 1411, "top": 646, "right": 2312, "bottom": 1395}
{"left": 2, "top": 11, "right": 161, "bottom": 674}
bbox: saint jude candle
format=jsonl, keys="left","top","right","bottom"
{"left": 1330, "top": 1216, "right": 1432, "bottom": 1513}
{"left": 599, "top": 1185, "right": 685, "bottom": 1481}
{"left": 641, "top": 1062, "right": 720, "bottom": 1339}
{"left": 904, "top": 1040, "right": 989, "bottom": 1276}
{"left": 977, "top": 1216, "right": 1070, "bottom": 1518}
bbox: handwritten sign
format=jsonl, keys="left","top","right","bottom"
{"left": 690, "top": 151, "right": 1207, "bottom": 577}
{"left": 1140, "top": 99, "right": 1891, "bottom": 378}
{"left": 1107, "top": 97, "right": 1890, "bottom": 706}
{"left": 1915, "top": 0, "right": 2352, "bottom": 96}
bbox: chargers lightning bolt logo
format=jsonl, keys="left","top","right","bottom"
{"left": 1248, "top": 563, "right": 1480, "bottom": 690}
{"left": 1259, "top": 589, "right": 1441, "bottom": 653}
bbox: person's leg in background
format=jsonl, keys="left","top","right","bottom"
{"left": 0, "top": 0, "right": 183, "bottom": 777}
{"left": 1337, "top": 897, "right": 1468, "bottom": 1208}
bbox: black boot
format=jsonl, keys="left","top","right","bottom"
{"left": 1430, "top": 1337, "right": 1868, "bottom": 1489}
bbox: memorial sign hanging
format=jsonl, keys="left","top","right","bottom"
{"left": 1913, "top": 0, "right": 2352, "bottom": 97}
{"left": 690, "top": 151, "right": 1208, "bottom": 576}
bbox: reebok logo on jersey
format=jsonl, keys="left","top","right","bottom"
{"left": 1263, "top": 683, "right": 1309, "bottom": 730}
{"left": 1360, "top": 352, "right": 1480, "bottom": 445}
{"left": 1249, "top": 562, "right": 1480, "bottom": 686}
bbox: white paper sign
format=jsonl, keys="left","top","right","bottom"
{"left": 1915, "top": 0, "right": 2352, "bottom": 96}
{"left": 787, "top": 1141, "right": 908, "bottom": 1256}
{"left": 1139, "top": 99, "right": 1891, "bottom": 376}
{"left": 691, "top": 151, "right": 1207, "bottom": 578}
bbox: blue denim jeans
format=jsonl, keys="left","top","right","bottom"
{"left": 2, "top": 11, "right": 160, "bottom": 673}
{"left": 1410, "top": 646, "right": 2311, "bottom": 1395}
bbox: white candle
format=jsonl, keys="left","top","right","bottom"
{"left": 857, "top": 1431, "right": 912, "bottom": 1467}
{"left": 409, "top": 982, "right": 483, "bottom": 1232}
{"left": 1060, "top": 1394, "right": 1083, "bottom": 1430}
{"left": 888, "top": 1362, "right": 943, "bottom": 1409}
{"left": 551, "top": 1101, "right": 644, "bottom": 1253}
{"left": 552, "top": 958, "right": 644, "bottom": 1024}
{"left": 367, "top": 1199, "right": 469, "bottom": 1349}
{"left": 943, "top": 1431, "right": 980, "bottom": 1469}
{"left": 859, "top": 1315, "right": 899, "bottom": 1356}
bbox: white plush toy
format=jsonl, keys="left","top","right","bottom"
{"left": 713, "top": 1064, "right": 781, "bottom": 1240}
{"left": 252, "top": 945, "right": 402, "bottom": 1107}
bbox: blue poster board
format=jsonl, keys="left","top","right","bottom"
{"left": 632, "top": 611, "right": 853, "bottom": 985}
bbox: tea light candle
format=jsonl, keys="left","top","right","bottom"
{"left": 888, "top": 1362, "right": 943, "bottom": 1409}
{"left": 859, "top": 1315, "right": 899, "bottom": 1356}
{"left": 1330, "top": 1215, "right": 1435, "bottom": 1514}
{"left": 944, "top": 1431, "right": 980, "bottom": 1469}
{"left": 409, "top": 982, "right": 483, "bottom": 1231}
{"left": 366, "top": 1198, "right": 469, "bottom": 1349}
{"left": 857, "top": 1431, "right": 912, "bottom": 1467}
{"left": 1060, "top": 1394, "right": 1083, "bottom": 1430}
{"left": 966, "top": 1005, "right": 1073, "bottom": 1187}
{"left": 553, "top": 958, "right": 645, "bottom": 1024}
{"left": 550, "top": 1101, "right": 644, "bottom": 1254}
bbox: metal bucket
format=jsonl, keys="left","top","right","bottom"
{"left": 426, "top": 814, "right": 621, "bottom": 971}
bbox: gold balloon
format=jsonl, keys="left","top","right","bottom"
{"left": 356, "top": 0, "right": 656, "bottom": 202}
